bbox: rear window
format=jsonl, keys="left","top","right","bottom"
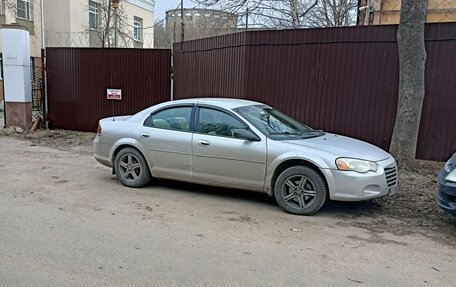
{"left": 144, "top": 106, "right": 192, "bottom": 132}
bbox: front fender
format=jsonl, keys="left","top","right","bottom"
{"left": 265, "top": 152, "right": 336, "bottom": 196}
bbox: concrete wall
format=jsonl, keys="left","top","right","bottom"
{"left": 44, "top": 0, "right": 74, "bottom": 47}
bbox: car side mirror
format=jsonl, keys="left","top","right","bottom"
{"left": 233, "top": 128, "right": 261, "bottom": 142}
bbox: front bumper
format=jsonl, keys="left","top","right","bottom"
{"left": 324, "top": 157, "right": 398, "bottom": 201}
{"left": 436, "top": 169, "right": 456, "bottom": 215}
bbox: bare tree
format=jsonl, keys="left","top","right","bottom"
{"left": 193, "top": 0, "right": 316, "bottom": 28}
{"left": 155, "top": 6, "right": 238, "bottom": 49}
{"left": 84, "top": 0, "right": 136, "bottom": 48}
{"left": 193, "top": 0, "right": 357, "bottom": 28}
{"left": 306, "top": 0, "right": 358, "bottom": 27}
{"left": 389, "top": 0, "right": 428, "bottom": 169}
{"left": 154, "top": 17, "right": 238, "bottom": 49}
{"left": 154, "top": 21, "right": 171, "bottom": 49}
{"left": 2, "top": 0, "right": 17, "bottom": 17}
{"left": 185, "top": 22, "right": 238, "bottom": 40}
{"left": 249, "top": 0, "right": 320, "bottom": 28}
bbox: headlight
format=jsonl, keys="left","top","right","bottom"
{"left": 336, "top": 158, "right": 378, "bottom": 173}
{"left": 445, "top": 169, "right": 456, "bottom": 183}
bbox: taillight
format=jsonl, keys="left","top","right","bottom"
{"left": 97, "top": 124, "right": 102, "bottom": 136}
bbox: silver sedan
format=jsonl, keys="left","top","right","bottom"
{"left": 94, "top": 98, "right": 398, "bottom": 215}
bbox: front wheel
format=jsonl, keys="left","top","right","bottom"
{"left": 274, "top": 166, "right": 327, "bottom": 215}
{"left": 114, "top": 147, "right": 151, "bottom": 188}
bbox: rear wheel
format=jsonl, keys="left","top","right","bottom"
{"left": 274, "top": 166, "right": 327, "bottom": 215}
{"left": 114, "top": 147, "right": 151, "bottom": 188}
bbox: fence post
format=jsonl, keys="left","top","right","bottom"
{"left": 41, "top": 48, "right": 49, "bottom": 127}
{"left": 1, "top": 24, "right": 32, "bottom": 129}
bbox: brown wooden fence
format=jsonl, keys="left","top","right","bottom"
{"left": 46, "top": 48, "right": 171, "bottom": 132}
{"left": 173, "top": 23, "right": 456, "bottom": 162}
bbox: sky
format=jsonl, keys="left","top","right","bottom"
{"left": 155, "top": 0, "right": 192, "bottom": 21}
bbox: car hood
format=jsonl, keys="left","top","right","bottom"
{"left": 283, "top": 133, "right": 390, "bottom": 162}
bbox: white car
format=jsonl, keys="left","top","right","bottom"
{"left": 94, "top": 98, "right": 398, "bottom": 215}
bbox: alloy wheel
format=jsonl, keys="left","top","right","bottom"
{"left": 118, "top": 154, "right": 141, "bottom": 181}
{"left": 281, "top": 175, "right": 317, "bottom": 209}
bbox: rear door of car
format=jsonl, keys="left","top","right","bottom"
{"left": 192, "top": 105, "right": 267, "bottom": 190}
{"left": 140, "top": 104, "right": 194, "bottom": 180}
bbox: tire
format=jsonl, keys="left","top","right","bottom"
{"left": 114, "top": 147, "right": 151, "bottom": 188}
{"left": 274, "top": 166, "right": 327, "bottom": 215}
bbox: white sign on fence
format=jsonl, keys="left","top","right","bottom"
{"left": 107, "top": 88, "right": 122, "bottom": 100}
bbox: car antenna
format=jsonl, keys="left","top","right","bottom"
{"left": 112, "top": 99, "right": 115, "bottom": 121}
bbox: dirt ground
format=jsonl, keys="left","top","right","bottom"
{"left": 2, "top": 128, "right": 454, "bottom": 245}
{"left": 0, "top": 128, "right": 455, "bottom": 286}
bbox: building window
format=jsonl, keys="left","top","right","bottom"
{"left": 16, "top": 0, "right": 31, "bottom": 20}
{"left": 89, "top": 1, "right": 99, "bottom": 30}
{"left": 133, "top": 16, "right": 142, "bottom": 41}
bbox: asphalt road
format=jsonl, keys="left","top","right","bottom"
{"left": 0, "top": 136, "right": 455, "bottom": 287}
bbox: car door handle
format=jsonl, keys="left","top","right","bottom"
{"left": 140, "top": 132, "right": 150, "bottom": 138}
{"left": 198, "top": 140, "right": 211, "bottom": 146}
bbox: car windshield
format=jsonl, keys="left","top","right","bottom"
{"left": 234, "top": 105, "right": 322, "bottom": 140}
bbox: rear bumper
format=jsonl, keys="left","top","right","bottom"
{"left": 94, "top": 153, "right": 112, "bottom": 167}
{"left": 93, "top": 137, "right": 112, "bottom": 168}
{"left": 436, "top": 169, "right": 456, "bottom": 215}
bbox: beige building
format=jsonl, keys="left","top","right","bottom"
{"left": 45, "top": 0, "right": 155, "bottom": 48}
{"left": 359, "top": 0, "right": 456, "bottom": 25}
{"left": 0, "top": 0, "right": 154, "bottom": 55}
{"left": 0, "top": 0, "right": 154, "bottom": 103}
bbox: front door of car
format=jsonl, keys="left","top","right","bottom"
{"left": 140, "top": 105, "right": 193, "bottom": 180}
{"left": 192, "top": 106, "right": 267, "bottom": 190}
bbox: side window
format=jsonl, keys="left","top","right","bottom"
{"left": 198, "top": 108, "right": 246, "bottom": 138}
{"left": 144, "top": 106, "right": 192, "bottom": 131}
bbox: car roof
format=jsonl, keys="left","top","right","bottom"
{"left": 169, "top": 98, "right": 267, "bottom": 110}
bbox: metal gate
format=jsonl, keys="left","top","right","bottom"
{"left": 30, "top": 56, "right": 44, "bottom": 122}
{"left": 45, "top": 48, "right": 171, "bottom": 132}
